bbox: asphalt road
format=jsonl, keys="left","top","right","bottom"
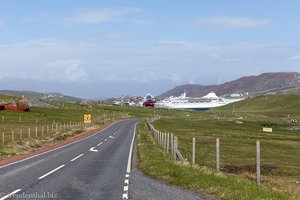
{"left": 0, "top": 119, "right": 212, "bottom": 200}
{"left": 0, "top": 119, "right": 138, "bottom": 200}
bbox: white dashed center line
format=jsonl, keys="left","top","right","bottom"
{"left": 0, "top": 189, "right": 22, "bottom": 200}
{"left": 97, "top": 142, "right": 103, "bottom": 146}
{"left": 38, "top": 164, "right": 65, "bottom": 180}
{"left": 70, "top": 154, "right": 84, "bottom": 162}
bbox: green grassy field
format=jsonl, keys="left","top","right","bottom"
{"left": 146, "top": 95, "right": 300, "bottom": 199}
{"left": 138, "top": 121, "right": 293, "bottom": 200}
{"left": 0, "top": 95, "right": 139, "bottom": 159}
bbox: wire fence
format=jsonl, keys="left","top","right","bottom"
{"left": 146, "top": 119, "right": 261, "bottom": 186}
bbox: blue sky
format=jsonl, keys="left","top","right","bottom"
{"left": 0, "top": 0, "right": 300, "bottom": 98}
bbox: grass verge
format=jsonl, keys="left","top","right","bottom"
{"left": 137, "top": 121, "right": 295, "bottom": 200}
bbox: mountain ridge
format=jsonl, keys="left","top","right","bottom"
{"left": 157, "top": 72, "right": 300, "bottom": 99}
{"left": 0, "top": 90, "right": 83, "bottom": 104}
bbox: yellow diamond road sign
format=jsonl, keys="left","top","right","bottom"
{"left": 84, "top": 114, "right": 92, "bottom": 123}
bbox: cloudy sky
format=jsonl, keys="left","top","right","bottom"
{"left": 0, "top": 1, "right": 300, "bottom": 98}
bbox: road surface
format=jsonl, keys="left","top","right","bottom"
{"left": 0, "top": 119, "right": 212, "bottom": 200}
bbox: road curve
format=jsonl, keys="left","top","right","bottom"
{"left": 0, "top": 119, "right": 138, "bottom": 200}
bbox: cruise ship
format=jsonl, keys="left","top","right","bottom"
{"left": 155, "top": 91, "right": 243, "bottom": 110}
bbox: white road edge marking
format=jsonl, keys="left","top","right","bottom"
{"left": 0, "top": 189, "right": 22, "bottom": 200}
{"left": 126, "top": 123, "right": 137, "bottom": 173}
{"left": 38, "top": 164, "right": 65, "bottom": 180}
{"left": 70, "top": 154, "right": 84, "bottom": 162}
{"left": 109, "top": 136, "right": 114, "bottom": 139}
{"left": 0, "top": 120, "right": 125, "bottom": 170}
{"left": 97, "top": 142, "right": 103, "bottom": 146}
{"left": 122, "top": 122, "right": 138, "bottom": 199}
{"left": 104, "top": 139, "right": 108, "bottom": 142}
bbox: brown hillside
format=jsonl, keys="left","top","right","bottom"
{"left": 158, "top": 72, "right": 300, "bottom": 99}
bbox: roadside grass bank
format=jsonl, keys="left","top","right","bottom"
{"left": 137, "top": 121, "right": 293, "bottom": 200}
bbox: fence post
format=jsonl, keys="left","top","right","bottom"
{"left": 171, "top": 133, "right": 174, "bottom": 155}
{"left": 19, "top": 116, "right": 22, "bottom": 123}
{"left": 158, "top": 131, "right": 160, "bottom": 146}
{"left": 12, "top": 130, "right": 14, "bottom": 145}
{"left": 192, "top": 137, "right": 196, "bottom": 165}
{"left": 164, "top": 133, "right": 167, "bottom": 152}
{"left": 216, "top": 138, "right": 220, "bottom": 172}
{"left": 2, "top": 115, "right": 4, "bottom": 122}
{"left": 256, "top": 140, "right": 260, "bottom": 186}
{"left": 163, "top": 133, "right": 165, "bottom": 149}
{"left": 174, "top": 136, "right": 178, "bottom": 160}
{"left": 2, "top": 130, "right": 4, "bottom": 145}
{"left": 167, "top": 133, "right": 170, "bottom": 153}
{"left": 28, "top": 127, "right": 31, "bottom": 138}
{"left": 47, "top": 125, "right": 49, "bottom": 134}
{"left": 20, "top": 129, "right": 23, "bottom": 141}
{"left": 42, "top": 126, "right": 44, "bottom": 137}
{"left": 35, "top": 126, "right": 38, "bottom": 138}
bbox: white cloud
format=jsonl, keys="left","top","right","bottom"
{"left": 199, "top": 16, "right": 272, "bottom": 29}
{"left": 0, "top": 70, "right": 8, "bottom": 80}
{"left": 287, "top": 55, "right": 300, "bottom": 60}
{"left": 104, "top": 72, "right": 159, "bottom": 83}
{"left": 60, "top": 7, "right": 141, "bottom": 26}
{"left": 0, "top": 38, "right": 299, "bottom": 95}
{"left": 168, "top": 74, "right": 182, "bottom": 83}
{"left": 46, "top": 59, "right": 88, "bottom": 82}
{"left": 133, "top": 19, "right": 157, "bottom": 25}
{"left": 158, "top": 40, "right": 194, "bottom": 46}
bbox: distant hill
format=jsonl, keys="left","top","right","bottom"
{"left": 158, "top": 72, "right": 300, "bottom": 99}
{"left": 0, "top": 90, "right": 83, "bottom": 105}
{"left": 213, "top": 94, "right": 300, "bottom": 114}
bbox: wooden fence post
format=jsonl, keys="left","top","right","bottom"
{"left": 20, "top": 129, "right": 23, "bottom": 141}
{"left": 2, "top": 130, "right": 4, "bottom": 145}
{"left": 28, "top": 127, "right": 31, "bottom": 138}
{"left": 164, "top": 133, "right": 167, "bottom": 152}
{"left": 216, "top": 138, "right": 220, "bottom": 172}
{"left": 174, "top": 136, "right": 178, "bottom": 160}
{"left": 256, "top": 140, "right": 261, "bottom": 186}
{"left": 167, "top": 133, "right": 170, "bottom": 153}
{"left": 158, "top": 132, "right": 160, "bottom": 145}
{"left": 171, "top": 133, "right": 174, "bottom": 156}
{"left": 192, "top": 137, "right": 196, "bottom": 165}
{"left": 35, "top": 126, "right": 38, "bottom": 138}
{"left": 42, "top": 126, "right": 44, "bottom": 137}
{"left": 12, "top": 130, "right": 14, "bottom": 145}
